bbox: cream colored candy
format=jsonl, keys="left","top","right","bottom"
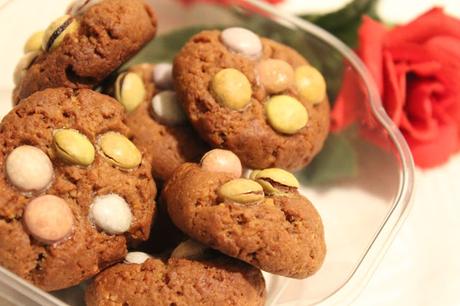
{"left": 265, "top": 95, "right": 308, "bottom": 134}
{"left": 24, "top": 195, "right": 74, "bottom": 244}
{"left": 253, "top": 168, "right": 299, "bottom": 195}
{"left": 13, "top": 51, "right": 40, "bottom": 85}
{"left": 200, "top": 149, "right": 242, "bottom": 178}
{"left": 115, "top": 72, "right": 146, "bottom": 112}
{"left": 89, "top": 194, "right": 132, "bottom": 234}
{"left": 256, "top": 59, "right": 294, "bottom": 94}
{"left": 153, "top": 63, "right": 174, "bottom": 90}
{"left": 67, "top": 0, "right": 102, "bottom": 15}
{"left": 218, "top": 178, "right": 264, "bottom": 204}
{"left": 221, "top": 27, "right": 262, "bottom": 58}
{"left": 295, "top": 65, "right": 327, "bottom": 104}
{"left": 171, "top": 240, "right": 207, "bottom": 260}
{"left": 98, "top": 132, "right": 142, "bottom": 169}
{"left": 42, "top": 15, "right": 79, "bottom": 51}
{"left": 125, "top": 252, "right": 151, "bottom": 264}
{"left": 211, "top": 68, "right": 252, "bottom": 110}
{"left": 6, "top": 145, "right": 54, "bottom": 193}
{"left": 24, "top": 31, "right": 45, "bottom": 53}
{"left": 54, "top": 129, "right": 95, "bottom": 166}
{"left": 151, "top": 91, "right": 187, "bottom": 125}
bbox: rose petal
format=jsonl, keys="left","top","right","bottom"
{"left": 382, "top": 51, "right": 406, "bottom": 125}
{"left": 386, "top": 8, "right": 460, "bottom": 46}
{"left": 358, "top": 16, "right": 387, "bottom": 95}
{"left": 405, "top": 119, "right": 457, "bottom": 168}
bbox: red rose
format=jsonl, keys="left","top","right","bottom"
{"left": 331, "top": 8, "right": 460, "bottom": 168}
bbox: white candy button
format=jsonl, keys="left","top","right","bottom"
{"left": 153, "top": 63, "right": 174, "bottom": 90}
{"left": 6, "top": 145, "right": 54, "bottom": 192}
{"left": 125, "top": 252, "right": 151, "bottom": 264}
{"left": 151, "top": 91, "right": 187, "bottom": 125}
{"left": 89, "top": 194, "right": 132, "bottom": 234}
{"left": 221, "top": 27, "right": 262, "bottom": 59}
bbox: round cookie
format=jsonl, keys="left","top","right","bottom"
{"left": 85, "top": 247, "right": 266, "bottom": 306}
{"left": 0, "top": 88, "right": 156, "bottom": 291}
{"left": 111, "top": 63, "right": 207, "bottom": 181}
{"left": 173, "top": 29, "right": 330, "bottom": 171}
{"left": 13, "top": 0, "right": 157, "bottom": 103}
{"left": 163, "top": 163, "right": 326, "bottom": 278}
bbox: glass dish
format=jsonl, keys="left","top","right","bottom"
{"left": 0, "top": 0, "right": 414, "bottom": 305}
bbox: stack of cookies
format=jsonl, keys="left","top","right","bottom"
{"left": 1, "top": 1, "right": 330, "bottom": 305}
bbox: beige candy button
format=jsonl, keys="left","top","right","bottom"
{"left": 13, "top": 51, "right": 40, "bottom": 85}
{"left": 125, "top": 252, "right": 151, "bottom": 264}
{"left": 42, "top": 15, "right": 79, "bottom": 51}
{"left": 171, "top": 240, "right": 208, "bottom": 260}
{"left": 151, "top": 91, "right": 187, "bottom": 125}
{"left": 115, "top": 72, "right": 146, "bottom": 112}
{"left": 98, "top": 132, "right": 141, "bottom": 169}
{"left": 24, "top": 31, "right": 45, "bottom": 53}
{"left": 221, "top": 27, "right": 262, "bottom": 58}
{"left": 24, "top": 195, "right": 74, "bottom": 244}
{"left": 6, "top": 145, "right": 54, "bottom": 193}
{"left": 295, "top": 65, "right": 327, "bottom": 104}
{"left": 256, "top": 59, "right": 294, "bottom": 94}
{"left": 54, "top": 129, "right": 95, "bottom": 166}
{"left": 200, "top": 149, "right": 242, "bottom": 178}
{"left": 89, "top": 194, "right": 132, "bottom": 234}
{"left": 265, "top": 95, "right": 308, "bottom": 134}
{"left": 211, "top": 68, "right": 252, "bottom": 110}
{"left": 218, "top": 178, "right": 264, "bottom": 204}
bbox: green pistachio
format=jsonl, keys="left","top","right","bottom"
{"left": 42, "top": 15, "right": 79, "bottom": 51}
{"left": 98, "top": 132, "right": 141, "bottom": 169}
{"left": 253, "top": 168, "right": 299, "bottom": 195}
{"left": 53, "top": 129, "right": 95, "bottom": 166}
{"left": 24, "top": 31, "right": 45, "bottom": 53}
{"left": 218, "top": 178, "right": 264, "bottom": 204}
{"left": 115, "top": 72, "right": 146, "bottom": 112}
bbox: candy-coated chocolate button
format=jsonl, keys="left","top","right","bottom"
{"left": 151, "top": 91, "right": 187, "bottom": 125}
{"left": 6, "top": 145, "right": 54, "bottom": 193}
{"left": 200, "top": 149, "right": 242, "bottom": 178}
{"left": 265, "top": 95, "right": 308, "bottom": 134}
{"left": 211, "top": 68, "right": 252, "bottom": 110}
{"left": 115, "top": 72, "right": 146, "bottom": 112}
{"left": 125, "top": 252, "right": 151, "bottom": 264}
{"left": 256, "top": 59, "right": 294, "bottom": 94}
{"left": 89, "top": 194, "right": 132, "bottom": 234}
{"left": 98, "top": 132, "right": 142, "bottom": 169}
{"left": 294, "top": 65, "right": 327, "bottom": 104}
{"left": 221, "top": 27, "right": 262, "bottom": 58}
{"left": 24, "top": 31, "right": 45, "bottom": 53}
{"left": 24, "top": 195, "right": 74, "bottom": 244}
{"left": 153, "top": 63, "right": 174, "bottom": 90}
{"left": 42, "top": 15, "right": 79, "bottom": 51}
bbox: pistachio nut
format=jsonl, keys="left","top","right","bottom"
{"left": 294, "top": 65, "right": 327, "bottom": 104}
{"left": 115, "top": 72, "right": 146, "bottom": 112}
{"left": 171, "top": 240, "right": 208, "bottom": 260}
{"left": 53, "top": 129, "right": 95, "bottom": 166}
{"left": 42, "top": 15, "right": 79, "bottom": 51}
{"left": 24, "top": 31, "right": 45, "bottom": 53}
{"left": 98, "top": 132, "right": 141, "bottom": 169}
{"left": 265, "top": 95, "right": 308, "bottom": 134}
{"left": 218, "top": 178, "right": 264, "bottom": 204}
{"left": 211, "top": 68, "right": 252, "bottom": 110}
{"left": 13, "top": 51, "right": 40, "bottom": 85}
{"left": 67, "top": 0, "right": 102, "bottom": 16}
{"left": 253, "top": 168, "right": 299, "bottom": 195}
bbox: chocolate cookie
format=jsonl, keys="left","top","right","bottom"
{"left": 85, "top": 243, "right": 266, "bottom": 306}
{"left": 109, "top": 63, "right": 207, "bottom": 181}
{"left": 0, "top": 88, "right": 156, "bottom": 291}
{"left": 13, "top": 0, "right": 157, "bottom": 103}
{"left": 163, "top": 161, "right": 326, "bottom": 278}
{"left": 173, "top": 28, "right": 330, "bottom": 171}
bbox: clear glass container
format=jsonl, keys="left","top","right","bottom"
{"left": 0, "top": 0, "right": 414, "bottom": 305}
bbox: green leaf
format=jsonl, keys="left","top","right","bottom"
{"left": 296, "top": 131, "right": 358, "bottom": 185}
